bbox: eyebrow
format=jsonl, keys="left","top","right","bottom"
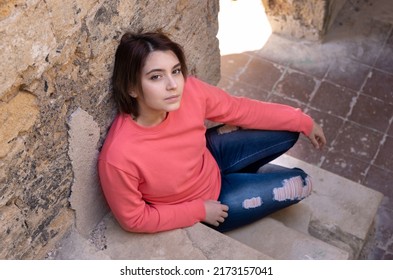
{"left": 145, "top": 63, "right": 181, "bottom": 75}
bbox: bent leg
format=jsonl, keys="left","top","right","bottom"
{"left": 206, "top": 126, "right": 299, "bottom": 174}
{"left": 215, "top": 167, "right": 312, "bottom": 232}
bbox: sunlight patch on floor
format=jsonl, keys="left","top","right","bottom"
{"left": 217, "top": 0, "right": 272, "bottom": 56}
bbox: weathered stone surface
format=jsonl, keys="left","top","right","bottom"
{"left": 261, "top": 0, "right": 347, "bottom": 40}
{"left": 68, "top": 108, "right": 109, "bottom": 237}
{"left": 48, "top": 213, "right": 271, "bottom": 260}
{"left": 0, "top": 92, "right": 39, "bottom": 158}
{"left": 226, "top": 217, "right": 349, "bottom": 259}
{"left": 0, "top": 0, "right": 220, "bottom": 259}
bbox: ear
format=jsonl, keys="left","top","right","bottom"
{"left": 129, "top": 91, "right": 137, "bottom": 98}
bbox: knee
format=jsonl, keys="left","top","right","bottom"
{"left": 272, "top": 172, "right": 312, "bottom": 202}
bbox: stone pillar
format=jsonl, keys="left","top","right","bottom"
{"left": 262, "top": 0, "right": 347, "bottom": 40}
{"left": 0, "top": 0, "right": 220, "bottom": 259}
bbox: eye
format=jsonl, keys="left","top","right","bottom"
{"left": 150, "top": 74, "right": 161, "bottom": 80}
{"left": 173, "top": 68, "right": 181, "bottom": 75}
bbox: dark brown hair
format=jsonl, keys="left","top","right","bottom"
{"left": 112, "top": 31, "right": 188, "bottom": 116}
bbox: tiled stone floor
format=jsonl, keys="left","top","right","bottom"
{"left": 217, "top": 0, "right": 393, "bottom": 259}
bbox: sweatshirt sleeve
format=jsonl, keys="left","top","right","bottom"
{"left": 190, "top": 77, "right": 314, "bottom": 136}
{"left": 98, "top": 160, "right": 206, "bottom": 233}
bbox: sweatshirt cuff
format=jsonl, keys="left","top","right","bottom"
{"left": 300, "top": 112, "right": 314, "bottom": 137}
{"left": 188, "top": 198, "right": 206, "bottom": 222}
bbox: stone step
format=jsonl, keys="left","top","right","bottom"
{"left": 49, "top": 214, "right": 272, "bottom": 260}
{"left": 270, "top": 155, "right": 384, "bottom": 259}
{"left": 225, "top": 217, "right": 349, "bottom": 260}
{"left": 47, "top": 155, "right": 383, "bottom": 260}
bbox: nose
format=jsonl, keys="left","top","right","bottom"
{"left": 166, "top": 76, "right": 177, "bottom": 91}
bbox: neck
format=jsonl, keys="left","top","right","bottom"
{"left": 134, "top": 112, "right": 168, "bottom": 127}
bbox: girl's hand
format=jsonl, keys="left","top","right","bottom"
{"left": 203, "top": 200, "right": 229, "bottom": 227}
{"left": 308, "top": 121, "right": 327, "bottom": 150}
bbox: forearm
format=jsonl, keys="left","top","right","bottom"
{"left": 209, "top": 96, "right": 313, "bottom": 136}
{"left": 117, "top": 198, "right": 206, "bottom": 233}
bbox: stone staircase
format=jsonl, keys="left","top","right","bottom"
{"left": 225, "top": 155, "right": 383, "bottom": 260}
{"left": 47, "top": 155, "right": 383, "bottom": 260}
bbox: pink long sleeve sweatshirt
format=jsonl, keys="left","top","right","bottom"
{"left": 98, "top": 76, "right": 313, "bottom": 233}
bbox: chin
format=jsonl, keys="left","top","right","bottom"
{"left": 166, "top": 101, "right": 182, "bottom": 111}
{"left": 167, "top": 104, "right": 181, "bottom": 112}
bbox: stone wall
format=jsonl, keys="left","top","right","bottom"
{"left": 262, "top": 0, "right": 347, "bottom": 40}
{"left": 0, "top": 0, "right": 220, "bottom": 259}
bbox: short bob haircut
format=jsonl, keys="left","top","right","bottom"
{"left": 112, "top": 31, "right": 188, "bottom": 117}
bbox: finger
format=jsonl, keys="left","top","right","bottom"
{"left": 221, "top": 204, "right": 229, "bottom": 211}
{"left": 317, "top": 134, "right": 327, "bottom": 149}
{"left": 317, "top": 137, "right": 326, "bottom": 149}
{"left": 315, "top": 125, "right": 327, "bottom": 146}
{"left": 320, "top": 134, "right": 327, "bottom": 146}
{"left": 218, "top": 217, "right": 225, "bottom": 223}
{"left": 309, "top": 136, "right": 320, "bottom": 149}
{"left": 222, "top": 211, "right": 229, "bottom": 218}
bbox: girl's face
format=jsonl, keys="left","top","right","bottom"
{"left": 132, "top": 50, "right": 185, "bottom": 126}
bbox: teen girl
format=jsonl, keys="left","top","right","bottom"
{"left": 98, "top": 32, "right": 326, "bottom": 233}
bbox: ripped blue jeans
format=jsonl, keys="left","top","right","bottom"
{"left": 206, "top": 125, "right": 312, "bottom": 232}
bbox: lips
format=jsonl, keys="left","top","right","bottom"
{"left": 164, "top": 95, "right": 180, "bottom": 102}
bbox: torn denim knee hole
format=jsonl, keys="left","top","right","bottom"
{"left": 273, "top": 176, "right": 312, "bottom": 202}
{"left": 242, "top": 196, "right": 263, "bottom": 209}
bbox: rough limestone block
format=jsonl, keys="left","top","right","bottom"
{"left": 102, "top": 214, "right": 271, "bottom": 260}
{"left": 225, "top": 217, "right": 349, "bottom": 260}
{"left": 46, "top": 230, "right": 110, "bottom": 260}
{"left": 0, "top": 92, "right": 39, "bottom": 157}
{"left": 184, "top": 223, "right": 272, "bottom": 260}
{"left": 268, "top": 202, "right": 313, "bottom": 235}
{"left": 261, "top": 0, "right": 347, "bottom": 40}
{"left": 49, "top": 213, "right": 272, "bottom": 260}
{"left": 271, "top": 154, "right": 384, "bottom": 258}
{"left": 68, "top": 108, "right": 109, "bottom": 237}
